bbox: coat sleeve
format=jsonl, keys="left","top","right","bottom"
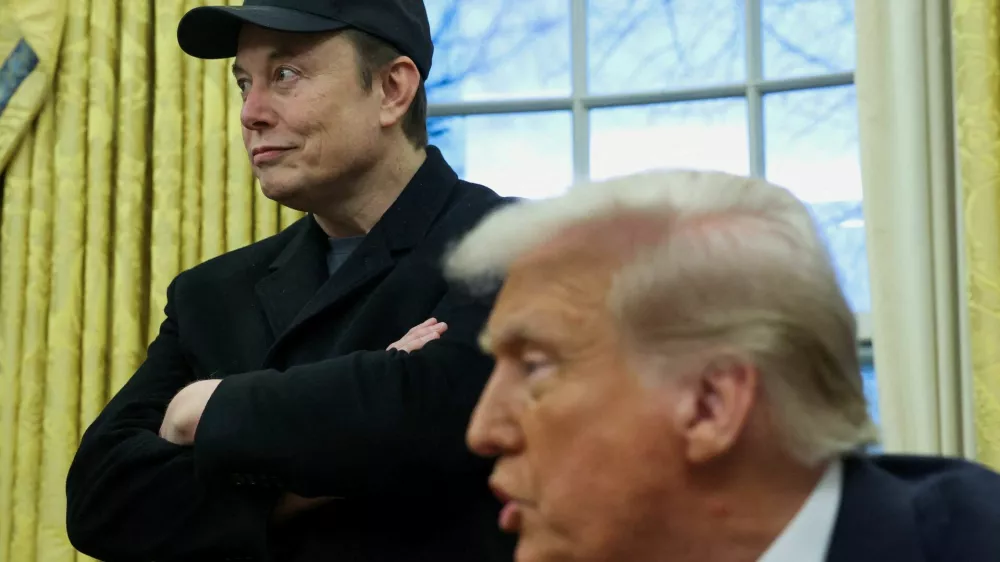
{"left": 65, "top": 278, "right": 277, "bottom": 562}
{"left": 191, "top": 285, "right": 498, "bottom": 500}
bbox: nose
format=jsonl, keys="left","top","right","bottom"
{"left": 240, "top": 84, "right": 276, "bottom": 131}
{"left": 467, "top": 368, "right": 524, "bottom": 458}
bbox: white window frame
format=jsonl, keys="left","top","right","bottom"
{"left": 427, "top": 0, "right": 871, "bottom": 345}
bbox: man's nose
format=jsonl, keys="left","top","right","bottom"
{"left": 240, "top": 85, "right": 275, "bottom": 131}
{"left": 466, "top": 371, "right": 523, "bottom": 458}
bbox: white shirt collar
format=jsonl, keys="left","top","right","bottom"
{"left": 758, "top": 458, "right": 844, "bottom": 562}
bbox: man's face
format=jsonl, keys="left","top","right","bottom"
{"left": 467, "top": 237, "right": 688, "bottom": 562}
{"left": 232, "top": 26, "right": 382, "bottom": 208}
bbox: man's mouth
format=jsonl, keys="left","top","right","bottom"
{"left": 498, "top": 500, "right": 523, "bottom": 532}
{"left": 251, "top": 146, "right": 292, "bottom": 165}
{"left": 491, "top": 482, "right": 526, "bottom": 533}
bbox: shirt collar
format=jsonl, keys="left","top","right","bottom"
{"left": 759, "top": 458, "right": 844, "bottom": 562}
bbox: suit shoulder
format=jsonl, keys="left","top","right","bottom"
{"left": 870, "top": 455, "right": 1000, "bottom": 556}
{"left": 918, "top": 459, "right": 1000, "bottom": 559}
{"left": 867, "top": 454, "right": 1000, "bottom": 504}
{"left": 453, "top": 179, "right": 516, "bottom": 207}
{"left": 438, "top": 180, "right": 519, "bottom": 227}
{"left": 914, "top": 457, "right": 1000, "bottom": 518}
{"left": 173, "top": 217, "right": 305, "bottom": 287}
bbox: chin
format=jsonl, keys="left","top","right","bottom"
{"left": 257, "top": 176, "right": 308, "bottom": 207}
{"left": 515, "top": 535, "right": 580, "bottom": 562}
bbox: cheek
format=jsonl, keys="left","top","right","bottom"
{"left": 531, "top": 412, "right": 652, "bottom": 512}
{"left": 523, "top": 387, "right": 679, "bottom": 556}
{"left": 300, "top": 102, "right": 379, "bottom": 161}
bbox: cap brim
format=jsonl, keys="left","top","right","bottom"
{"left": 177, "top": 6, "right": 349, "bottom": 59}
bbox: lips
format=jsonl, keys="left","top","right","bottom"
{"left": 251, "top": 146, "right": 292, "bottom": 165}
{"left": 498, "top": 501, "right": 523, "bottom": 532}
{"left": 490, "top": 481, "right": 525, "bottom": 532}
{"left": 490, "top": 482, "right": 512, "bottom": 504}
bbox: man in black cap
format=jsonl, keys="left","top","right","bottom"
{"left": 65, "top": 1, "right": 516, "bottom": 560}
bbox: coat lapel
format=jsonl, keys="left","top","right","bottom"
{"left": 254, "top": 146, "right": 460, "bottom": 364}
{"left": 254, "top": 216, "right": 330, "bottom": 341}
{"left": 280, "top": 226, "right": 395, "bottom": 341}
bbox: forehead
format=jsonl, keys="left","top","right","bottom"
{"left": 483, "top": 214, "right": 672, "bottom": 352}
{"left": 484, "top": 238, "right": 619, "bottom": 352}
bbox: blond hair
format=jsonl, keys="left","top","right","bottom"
{"left": 445, "top": 170, "right": 877, "bottom": 465}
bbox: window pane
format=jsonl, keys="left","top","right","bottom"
{"left": 762, "top": 0, "right": 856, "bottom": 79}
{"left": 861, "top": 360, "right": 879, "bottom": 427}
{"left": 429, "top": 112, "right": 573, "bottom": 199}
{"left": 764, "top": 85, "right": 869, "bottom": 312}
{"left": 425, "top": 0, "right": 570, "bottom": 104}
{"left": 588, "top": 0, "right": 745, "bottom": 95}
{"left": 590, "top": 99, "right": 749, "bottom": 181}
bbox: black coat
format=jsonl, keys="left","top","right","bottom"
{"left": 66, "top": 147, "right": 517, "bottom": 562}
{"left": 826, "top": 454, "right": 1000, "bottom": 562}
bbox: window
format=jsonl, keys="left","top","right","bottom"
{"left": 424, "top": 0, "right": 874, "bottom": 415}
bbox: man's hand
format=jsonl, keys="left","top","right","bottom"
{"left": 159, "top": 379, "right": 221, "bottom": 445}
{"left": 387, "top": 317, "right": 448, "bottom": 352}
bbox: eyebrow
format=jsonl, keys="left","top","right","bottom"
{"left": 231, "top": 47, "right": 302, "bottom": 77}
{"left": 482, "top": 321, "right": 553, "bottom": 356}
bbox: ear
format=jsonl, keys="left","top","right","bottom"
{"left": 377, "top": 56, "right": 421, "bottom": 129}
{"left": 670, "top": 357, "right": 759, "bottom": 464}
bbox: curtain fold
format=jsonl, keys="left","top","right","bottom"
{"left": 953, "top": 0, "right": 1000, "bottom": 470}
{"left": 0, "top": 0, "right": 66, "bottom": 171}
{"left": 109, "top": 0, "right": 153, "bottom": 397}
{"left": 854, "top": 0, "right": 972, "bottom": 457}
{"left": 202, "top": 50, "right": 229, "bottom": 261}
{"left": 0, "top": 122, "right": 34, "bottom": 562}
{"left": 79, "top": 0, "right": 116, "bottom": 455}
{"left": 148, "top": 0, "right": 185, "bottom": 339}
{"left": 5, "top": 101, "right": 56, "bottom": 562}
{"left": 0, "top": 0, "right": 299, "bottom": 558}
{"left": 38, "top": 0, "right": 90, "bottom": 557}
{"left": 181, "top": 0, "right": 204, "bottom": 272}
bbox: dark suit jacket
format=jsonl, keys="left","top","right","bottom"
{"left": 828, "top": 454, "right": 1000, "bottom": 562}
{"left": 66, "top": 147, "right": 517, "bottom": 562}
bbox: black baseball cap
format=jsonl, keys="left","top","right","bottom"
{"left": 177, "top": 0, "right": 433, "bottom": 80}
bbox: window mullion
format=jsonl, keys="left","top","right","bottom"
{"left": 746, "top": 0, "right": 765, "bottom": 178}
{"left": 571, "top": 0, "right": 590, "bottom": 183}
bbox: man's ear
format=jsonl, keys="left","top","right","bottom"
{"left": 378, "top": 57, "right": 421, "bottom": 129}
{"left": 670, "top": 357, "right": 759, "bottom": 465}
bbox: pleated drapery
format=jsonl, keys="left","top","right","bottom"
{"left": 853, "top": 0, "right": 971, "bottom": 459}
{"left": 0, "top": 0, "right": 304, "bottom": 559}
{"left": 953, "top": 0, "right": 1000, "bottom": 470}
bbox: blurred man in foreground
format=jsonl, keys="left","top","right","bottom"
{"left": 445, "top": 170, "right": 1000, "bottom": 562}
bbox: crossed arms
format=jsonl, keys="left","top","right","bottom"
{"left": 156, "top": 317, "right": 450, "bottom": 522}
{"left": 65, "top": 278, "right": 494, "bottom": 561}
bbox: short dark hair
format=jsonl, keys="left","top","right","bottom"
{"left": 342, "top": 29, "right": 428, "bottom": 149}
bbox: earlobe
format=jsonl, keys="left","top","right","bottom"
{"left": 679, "top": 361, "right": 758, "bottom": 464}
{"left": 379, "top": 58, "right": 420, "bottom": 128}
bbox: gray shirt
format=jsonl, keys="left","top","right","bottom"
{"left": 326, "top": 236, "right": 364, "bottom": 276}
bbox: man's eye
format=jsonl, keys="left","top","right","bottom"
{"left": 524, "top": 360, "right": 546, "bottom": 376}
{"left": 236, "top": 78, "right": 250, "bottom": 95}
{"left": 276, "top": 68, "right": 297, "bottom": 82}
{"left": 522, "top": 352, "right": 553, "bottom": 377}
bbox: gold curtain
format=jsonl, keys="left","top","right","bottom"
{"left": 954, "top": 0, "right": 1000, "bottom": 470}
{"left": 0, "top": 0, "right": 304, "bottom": 559}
